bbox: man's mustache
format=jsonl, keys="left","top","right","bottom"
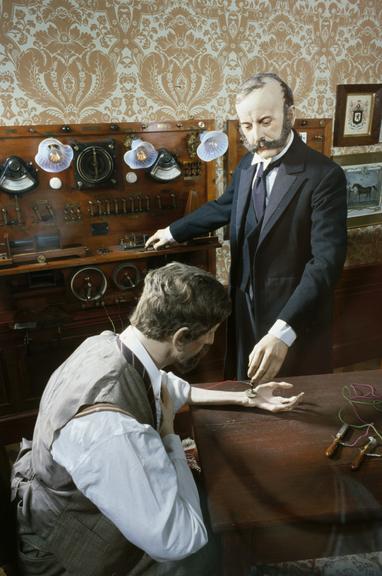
{"left": 250, "top": 137, "right": 283, "bottom": 153}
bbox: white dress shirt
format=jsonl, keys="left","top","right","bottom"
{"left": 51, "top": 325, "right": 207, "bottom": 562}
{"left": 251, "top": 130, "right": 293, "bottom": 187}
{"left": 250, "top": 132, "right": 296, "bottom": 346}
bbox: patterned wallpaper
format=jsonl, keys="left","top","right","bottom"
{"left": 0, "top": 0, "right": 381, "bottom": 143}
{"left": 0, "top": 0, "right": 381, "bottom": 279}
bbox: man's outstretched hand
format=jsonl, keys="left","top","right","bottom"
{"left": 241, "top": 381, "right": 304, "bottom": 412}
{"left": 189, "top": 381, "right": 304, "bottom": 413}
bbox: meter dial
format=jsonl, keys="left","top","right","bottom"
{"left": 70, "top": 267, "right": 107, "bottom": 302}
{"left": 73, "top": 141, "right": 116, "bottom": 188}
{"left": 0, "top": 156, "right": 38, "bottom": 194}
{"left": 112, "top": 263, "right": 141, "bottom": 290}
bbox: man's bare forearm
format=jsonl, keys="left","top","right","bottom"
{"left": 188, "top": 383, "right": 304, "bottom": 413}
{"left": 189, "top": 386, "right": 244, "bottom": 406}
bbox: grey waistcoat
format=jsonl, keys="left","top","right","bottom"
{"left": 12, "top": 331, "right": 156, "bottom": 576}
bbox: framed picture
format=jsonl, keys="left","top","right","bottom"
{"left": 334, "top": 153, "right": 382, "bottom": 227}
{"left": 333, "top": 84, "right": 382, "bottom": 146}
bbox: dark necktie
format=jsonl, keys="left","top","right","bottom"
{"left": 252, "top": 161, "right": 266, "bottom": 221}
{"left": 252, "top": 158, "right": 283, "bottom": 221}
{"left": 117, "top": 337, "right": 158, "bottom": 429}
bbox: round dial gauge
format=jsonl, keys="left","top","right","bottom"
{"left": 73, "top": 141, "right": 116, "bottom": 188}
{"left": 70, "top": 267, "right": 107, "bottom": 302}
{"left": 112, "top": 263, "right": 141, "bottom": 290}
{"left": 0, "top": 156, "right": 38, "bottom": 194}
{"left": 76, "top": 146, "right": 113, "bottom": 184}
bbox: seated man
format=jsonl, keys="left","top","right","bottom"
{"left": 11, "top": 262, "right": 303, "bottom": 576}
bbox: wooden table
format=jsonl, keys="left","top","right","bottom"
{"left": 191, "top": 370, "right": 382, "bottom": 575}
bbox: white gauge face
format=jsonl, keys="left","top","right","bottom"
{"left": 0, "top": 156, "right": 38, "bottom": 194}
{"left": 49, "top": 177, "right": 63, "bottom": 189}
{"left": 125, "top": 171, "right": 138, "bottom": 184}
{"left": 0, "top": 175, "right": 35, "bottom": 191}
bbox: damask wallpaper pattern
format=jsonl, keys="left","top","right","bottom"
{"left": 0, "top": 0, "right": 381, "bottom": 140}
{"left": 1, "top": 8, "right": 382, "bottom": 574}
{"left": 0, "top": 0, "right": 381, "bottom": 280}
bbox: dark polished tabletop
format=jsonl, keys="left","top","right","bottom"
{"left": 191, "top": 370, "right": 382, "bottom": 572}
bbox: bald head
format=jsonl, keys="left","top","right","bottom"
{"left": 236, "top": 72, "right": 294, "bottom": 107}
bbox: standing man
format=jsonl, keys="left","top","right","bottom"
{"left": 12, "top": 262, "right": 303, "bottom": 576}
{"left": 146, "top": 73, "right": 347, "bottom": 382}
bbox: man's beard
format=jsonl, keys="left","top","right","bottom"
{"left": 172, "top": 344, "right": 211, "bottom": 375}
{"left": 246, "top": 110, "right": 293, "bottom": 154}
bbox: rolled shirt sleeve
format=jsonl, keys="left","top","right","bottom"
{"left": 161, "top": 370, "right": 191, "bottom": 412}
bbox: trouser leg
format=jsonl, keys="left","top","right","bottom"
{"left": 234, "top": 289, "right": 256, "bottom": 381}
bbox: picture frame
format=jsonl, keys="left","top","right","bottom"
{"left": 334, "top": 152, "right": 382, "bottom": 227}
{"left": 333, "top": 84, "right": 382, "bottom": 147}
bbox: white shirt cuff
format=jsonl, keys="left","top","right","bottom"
{"left": 163, "top": 226, "right": 175, "bottom": 242}
{"left": 268, "top": 319, "right": 296, "bottom": 347}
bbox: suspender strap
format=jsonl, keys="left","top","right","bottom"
{"left": 74, "top": 402, "right": 134, "bottom": 419}
{"left": 117, "top": 337, "right": 158, "bottom": 430}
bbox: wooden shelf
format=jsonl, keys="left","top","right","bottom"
{"left": 0, "top": 237, "right": 220, "bottom": 277}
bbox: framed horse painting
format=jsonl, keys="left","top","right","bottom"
{"left": 344, "top": 162, "right": 382, "bottom": 227}
{"left": 333, "top": 152, "right": 382, "bottom": 227}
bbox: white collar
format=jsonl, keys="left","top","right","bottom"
{"left": 119, "top": 325, "right": 161, "bottom": 397}
{"left": 251, "top": 130, "right": 294, "bottom": 168}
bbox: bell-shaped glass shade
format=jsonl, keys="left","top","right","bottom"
{"left": 123, "top": 139, "right": 158, "bottom": 169}
{"left": 197, "top": 131, "right": 228, "bottom": 161}
{"left": 35, "top": 138, "right": 74, "bottom": 173}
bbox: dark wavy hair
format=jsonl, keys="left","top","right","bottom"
{"left": 130, "top": 262, "right": 231, "bottom": 341}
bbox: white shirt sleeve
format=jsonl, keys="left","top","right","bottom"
{"left": 161, "top": 370, "right": 190, "bottom": 413}
{"left": 51, "top": 411, "right": 207, "bottom": 562}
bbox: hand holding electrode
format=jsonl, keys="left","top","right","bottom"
{"left": 242, "top": 381, "right": 304, "bottom": 412}
{"left": 248, "top": 333, "right": 288, "bottom": 383}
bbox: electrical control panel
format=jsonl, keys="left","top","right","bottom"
{"left": 0, "top": 120, "right": 219, "bottom": 416}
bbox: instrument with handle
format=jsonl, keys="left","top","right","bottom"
{"left": 351, "top": 436, "right": 377, "bottom": 471}
{"left": 325, "top": 423, "right": 349, "bottom": 457}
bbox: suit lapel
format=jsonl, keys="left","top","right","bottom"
{"left": 235, "top": 163, "right": 256, "bottom": 239}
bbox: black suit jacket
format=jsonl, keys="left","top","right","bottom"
{"left": 171, "top": 132, "right": 348, "bottom": 377}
